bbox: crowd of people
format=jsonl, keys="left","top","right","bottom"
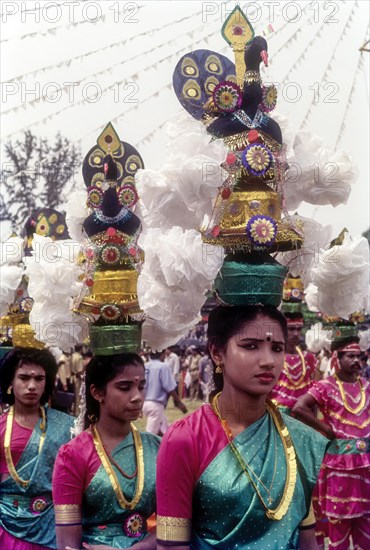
{"left": 1, "top": 7, "right": 369, "bottom": 550}
{"left": 1, "top": 312, "right": 369, "bottom": 550}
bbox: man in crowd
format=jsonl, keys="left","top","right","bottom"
{"left": 187, "top": 345, "right": 202, "bottom": 401}
{"left": 293, "top": 329, "right": 370, "bottom": 550}
{"left": 143, "top": 351, "right": 187, "bottom": 436}
{"left": 270, "top": 311, "right": 317, "bottom": 413}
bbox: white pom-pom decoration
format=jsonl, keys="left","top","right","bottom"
{"left": 138, "top": 226, "right": 223, "bottom": 349}
{"left": 310, "top": 234, "right": 370, "bottom": 319}
{"left": 305, "top": 322, "right": 333, "bottom": 353}
{"left": 136, "top": 112, "right": 227, "bottom": 231}
{"left": 65, "top": 190, "right": 89, "bottom": 242}
{"left": 26, "top": 235, "right": 88, "bottom": 351}
{"left": 359, "top": 329, "right": 370, "bottom": 352}
{"left": 276, "top": 216, "right": 332, "bottom": 282}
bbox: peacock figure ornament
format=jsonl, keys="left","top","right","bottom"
{"left": 172, "top": 6, "right": 304, "bottom": 307}
{"left": 173, "top": 6, "right": 301, "bottom": 258}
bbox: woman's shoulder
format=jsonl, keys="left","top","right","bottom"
{"left": 47, "top": 407, "right": 75, "bottom": 426}
{"left": 57, "top": 429, "right": 93, "bottom": 457}
{"left": 162, "top": 404, "right": 214, "bottom": 443}
{"left": 139, "top": 431, "right": 162, "bottom": 448}
{"left": 282, "top": 412, "right": 329, "bottom": 454}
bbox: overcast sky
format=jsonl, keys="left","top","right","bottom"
{"left": 1, "top": 0, "right": 369, "bottom": 239}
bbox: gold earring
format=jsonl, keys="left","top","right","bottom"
{"left": 7, "top": 387, "right": 12, "bottom": 395}
{"left": 215, "top": 362, "right": 223, "bottom": 374}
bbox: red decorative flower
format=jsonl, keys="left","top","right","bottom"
{"left": 213, "top": 81, "right": 242, "bottom": 112}
{"left": 30, "top": 497, "right": 47, "bottom": 514}
{"left": 248, "top": 130, "right": 259, "bottom": 142}
{"left": 101, "top": 304, "right": 121, "bottom": 321}
{"left": 221, "top": 188, "right": 231, "bottom": 200}
{"left": 100, "top": 244, "right": 121, "bottom": 266}
{"left": 226, "top": 152, "right": 237, "bottom": 165}
{"left": 118, "top": 184, "right": 138, "bottom": 208}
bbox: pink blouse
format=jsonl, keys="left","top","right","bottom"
{"left": 52, "top": 429, "right": 101, "bottom": 505}
{"left": 0, "top": 414, "right": 32, "bottom": 476}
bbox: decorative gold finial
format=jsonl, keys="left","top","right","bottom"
{"left": 97, "top": 122, "right": 121, "bottom": 154}
{"left": 221, "top": 6, "right": 255, "bottom": 88}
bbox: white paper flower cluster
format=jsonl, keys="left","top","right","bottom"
{"left": 308, "top": 235, "right": 370, "bottom": 320}
{"left": 0, "top": 237, "right": 24, "bottom": 317}
{"left": 274, "top": 114, "right": 358, "bottom": 211}
{"left": 25, "top": 234, "right": 88, "bottom": 351}
{"left": 276, "top": 215, "right": 333, "bottom": 284}
{"left": 136, "top": 113, "right": 226, "bottom": 349}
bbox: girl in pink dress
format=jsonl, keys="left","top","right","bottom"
{"left": 52, "top": 353, "right": 159, "bottom": 550}
{"left": 0, "top": 347, "right": 74, "bottom": 550}
{"left": 293, "top": 338, "right": 370, "bottom": 550}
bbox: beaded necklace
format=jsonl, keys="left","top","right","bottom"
{"left": 94, "top": 207, "right": 130, "bottom": 226}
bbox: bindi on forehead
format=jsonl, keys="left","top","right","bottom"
{"left": 16, "top": 364, "right": 45, "bottom": 376}
{"left": 238, "top": 319, "right": 283, "bottom": 340}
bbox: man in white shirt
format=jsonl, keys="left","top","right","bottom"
{"left": 143, "top": 351, "right": 187, "bottom": 435}
{"left": 164, "top": 346, "right": 180, "bottom": 383}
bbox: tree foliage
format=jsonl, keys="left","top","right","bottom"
{"left": 0, "top": 130, "right": 81, "bottom": 229}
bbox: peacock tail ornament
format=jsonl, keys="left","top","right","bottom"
{"left": 173, "top": 6, "right": 302, "bottom": 260}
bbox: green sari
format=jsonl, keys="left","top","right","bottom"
{"left": 0, "top": 407, "right": 74, "bottom": 549}
{"left": 191, "top": 412, "right": 327, "bottom": 549}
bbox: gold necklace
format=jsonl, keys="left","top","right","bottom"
{"left": 212, "top": 394, "right": 277, "bottom": 504}
{"left": 92, "top": 423, "right": 144, "bottom": 510}
{"left": 212, "top": 393, "right": 297, "bottom": 521}
{"left": 334, "top": 374, "right": 366, "bottom": 415}
{"left": 4, "top": 405, "right": 46, "bottom": 488}
{"left": 284, "top": 346, "right": 306, "bottom": 386}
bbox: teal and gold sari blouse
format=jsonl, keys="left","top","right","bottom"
{"left": 0, "top": 407, "right": 74, "bottom": 548}
{"left": 53, "top": 429, "right": 160, "bottom": 548}
{"left": 157, "top": 404, "right": 328, "bottom": 549}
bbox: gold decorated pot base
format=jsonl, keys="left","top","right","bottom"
{"left": 202, "top": 222, "right": 303, "bottom": 253}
